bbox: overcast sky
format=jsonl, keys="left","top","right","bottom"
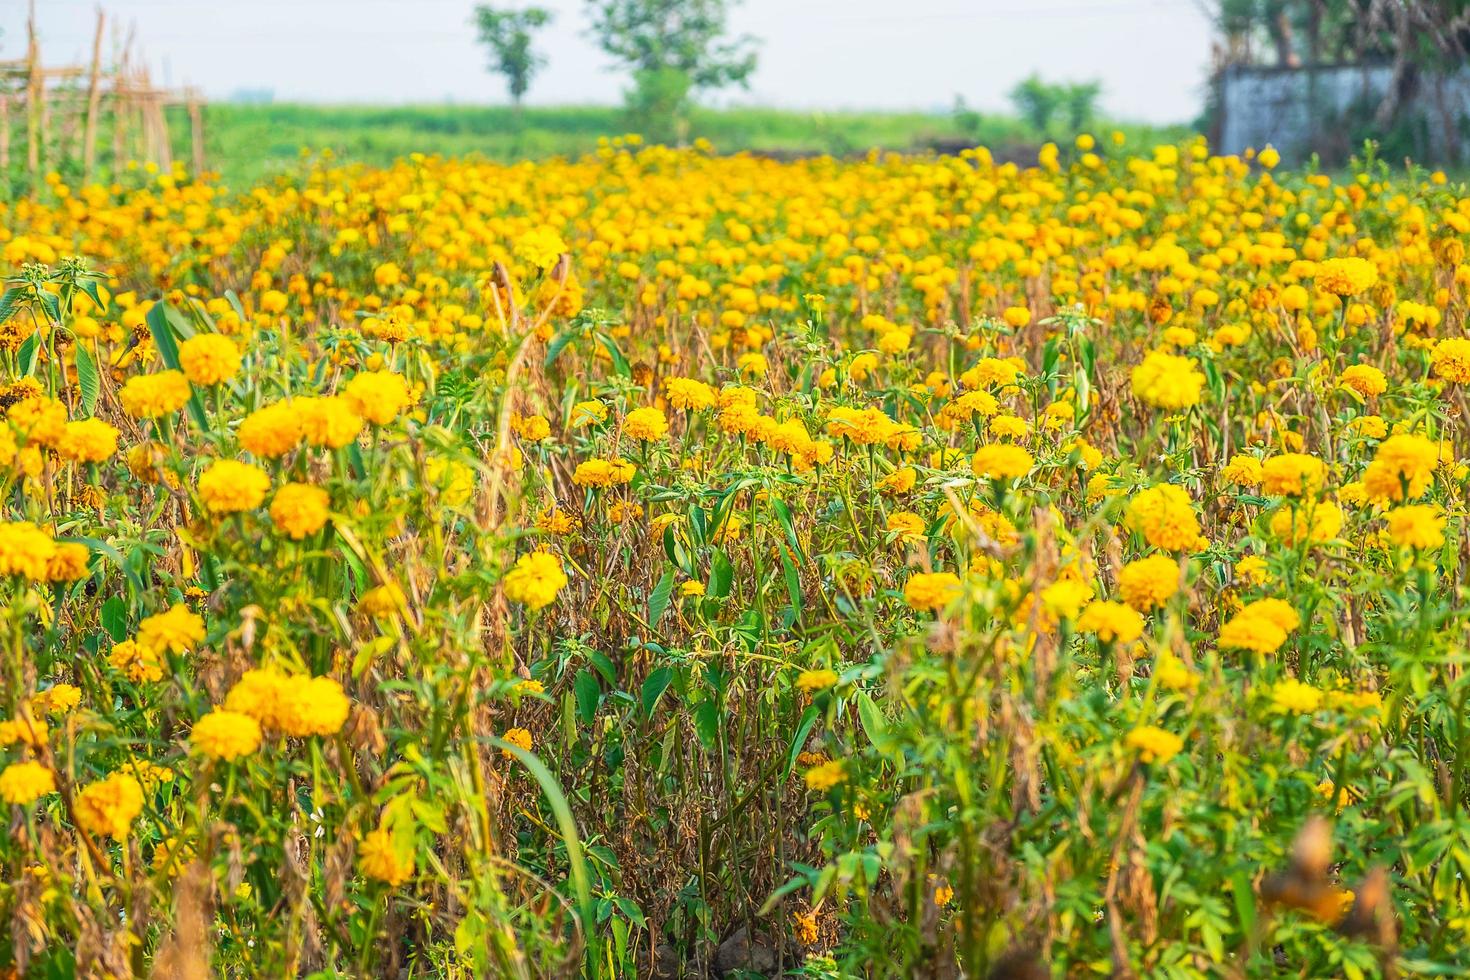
{"left": 7, "top": 0, "right": 1214, "bottom": 123}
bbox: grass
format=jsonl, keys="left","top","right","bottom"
{"left": 176, "top": 102, "right": 1188, "bottom": 185}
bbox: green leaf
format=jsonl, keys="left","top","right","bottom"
{"left": 647, "top": 566, "right": 676, "bottom": 626}
{"left": 74, "top": 343, "right": 100, "bottom": 416}
{"left": 856, "top": 691, "right": 888, "bottom": 748}
{"left": 544, "top": 329, "right": 577, "bottom": 367}
{"left": 36, "top": 290, "right": 61, "bottom": 326}
{"left": 100, "top": 595, "right": 128, "bottom": 642}
{"left": 707, "top": 548, "right": 733, "bottom": 599}
{"left": 58, "top": 536, "right": 143, "bottom": 601}
{"left": 771, "top": 498, "right": 805, "bottom": 564}
{"left": 574, "top": 669, "right": 599, "bottom": 727}
{"left": 641, "top": 666, "right": 673, "bottom": 720}
{"left": 784, "top": 705, "right": 819, "bottom": 780}
{"left": 779, "top": 547, "right": 802, "bottom": 621}
{"left": 1230, "top": 869, "right": 1257, "bottom": 946}
{"left": 17, "top": 332, "right": 40, "bottom": 376}
{"left": 0, "top": 286, "right": 21, "bottom": 325}
{"left": 146, "top": 302, "right": 210, "bottom": 431}
{"left": 595, "top": 332, "right": 631, "bottom": 377}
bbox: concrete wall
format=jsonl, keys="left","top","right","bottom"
{"left": 1216, "top": 64, "right": 1470, "bottom": 164}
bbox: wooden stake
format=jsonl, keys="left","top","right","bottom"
{"left": 26, "top": 0, "right": 40, "bottom": 175}
{"left": 83, "top": 8, "right": 105, "bottom": 182}
{"left": 188, "top": 93, "right": 204, "bottom": 174}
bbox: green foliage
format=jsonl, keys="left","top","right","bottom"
{"left": 1007, "top": 73, "right": 1103, "bottom": 139}
{"left": 583, "top": 0, "right": 758, "bottom": 140}
{"left": 472, "top": 5, "right": 555, "bottom": 105}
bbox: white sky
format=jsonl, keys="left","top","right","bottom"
{"left": 7, "top": 0, "right": 1214, "bottom": 123}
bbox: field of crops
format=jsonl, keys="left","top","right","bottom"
{"left": 1, "top": 136, "right": 1468, "bottom": 977}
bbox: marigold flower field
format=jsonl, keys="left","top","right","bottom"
{"left": 1, "top": 136, "right": 1469, "bottom": 976}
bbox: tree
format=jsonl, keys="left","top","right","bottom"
{"left": 583, "top": 0, "right": 758, "bottom": 142}
{"left": 473, "top": 6, "right": 554, "bottom": 107}
{"left": 1008, "top": 75, "right": 1103, "bottom": 138}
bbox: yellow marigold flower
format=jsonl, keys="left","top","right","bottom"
{"left": 1235, "top": 555, "right": 1269, "bottom": 586}
{"left": 971, "top": 444, "right": 1034, "bottom": 481}
{"left": 190, "top": 709, "right": 262, "bottom": 761}
{"left": 503, "top": 551, "right": 567, "bottom": 610}
{"left": 197, "top": 459, "right": 270, "bottom": 513}
{"left": 1260, "top": 453, "right": 1327, "bottom": 497}
{"left": 1385, "top": 504, "right": 1446, "bottom": 549}
{"left": 119, "top": 370, "right": 191, "bottom": 418}
{"left": 1270, "top": 678, "right": 1323, "bottom": 714}
{"left": 1124, "top": 725, "right": 1183, "bottom": 764}
{"left": 879, "top": 466, "right": 917, "bottom": 494}
{"left": 624, "top": 406, "right": 669, "bottom": 441}
{"left": 45, "top": 542, "right": 90, "bottom": 582}
{"left": 680, "top": 580, "right": 705, "bottom": 597}
{"left": 570, "top": 400, "right": 608, "bottom": 427}
{"left": 1338, "top": 364, "right": 1387, "bottom": 398}
{"left": 988, "top": 415, "right": 1027, "bottom": 440}
{"left": 1220, "top": 453, "right": 1264, "bottom": 487}
{"left": 1362, "top": 433, "right": 1438, "bottom": 503}
{"left": 886, "top": 511, "right": 926, "bottom": 542}
{"left": 1131, "top": 350, "right": 1205, "bottom": 410}
{"left": 1270, "top": 500, "right": 1343, "bottom": 546}
{"left": 501, "top": 726, "right": 533, "bottom": 756}
{"left": 277, "top": 676, "right": 352, "bottom": 737}
{"left": 1077, "top": 600, "right": 1144, "bottom": 643}
{"left": 1350, "top": 415, "right": 1388, "bottom": 440}
{"left": 1218, "top": 612, "right": 1289, "bottom": 654}
{"left": 359, "top": 583, "right": 406, "bottom": 618}
{"left": 665, "top": 378, "right": 716, "bottom": 411}
{"left": 961, "top": 357, "right": 1023, "bottom": 389}
{"left": 270, "top": 483, "right": 330, "bottom": 539}
{"left": 359, "top": 827, "right": 414, "bottom": 887}
{"left": 0, "top": 521, "right": 58, "bottom": 580}
{"left": 296, "top": 395, "right": 364, "bottom": 449}
{"left": 572, "top": 458, "right": 636, "bottom": 488}
{"left": 1315, "top": 256, "right": 1378, "bottom": 296}
{"left": 32, "top": 683, "right": 81, "bottom": 715}
{"left": 1125, "top": 485, "right": 1203, "bottom": 553}
{"left": 238, "top": 401, "right": 303, "bottom": 458}
{"left": 737, "top": 352, "right": 768, "bottom": 378}
{"left": 1431, "top": 337, "right": 1470, "bottom": 384}
{"left": 7, "top": 394, "right": 68, "bottom": 447}
{"left": 343, "top": 370, "right": 413, "bottom": 425}
{"left": 0, "top": 761, "right": 56, "bottom": 805}
{"left": 0, "top": 715, "right": 48, "bottom": 747}
{"left": 515, "top": 226, "right": 567, "bottom": 270}
{"left": 1002, "top": 305, "right": 1031, "bottom": 328}
{"left": 58, "top": 418, "right": 119, "bottom": 463}
{"left": 904, "top": 571, "right": 962, "bottom": 612}
{"left": 109, "top": 639, "right": 164, "bottom": 683}
{"left": 137, "top": 603, "right": 205, "bottom": 655}
{"left": 804, "top": 760, "right": 848, "bottom": 791}
{"left": 1153, "top": 653, "right": 1198, "bottom": 692}
{"left": 74, "top": 772, "right": 145, "bottom": 838}
{"left": 1117, "top": 554, "right": 1179, "bottom": 611}
{"left": 796, "top": 668, "right": 839, "bottom": 693}
{"left": 426, "top": 456, "right": 476, "bottom": 506}
{"left": 178, "top": 333, "right": 241, "bottom": 386}
{"left": 510, "top": 411, "right": 551, "bottom": 441}
{"left": 1041, "top": 576, "right": 1092, "bottom": 621}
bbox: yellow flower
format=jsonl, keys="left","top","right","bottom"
{"left": 296, "top": 396, "right": 364, "bottom": 449}
{"left": 1124, "top": 725, "right": 1183, "bottom": 764}
{"left": 0, "top": 761, "right": 56, "bottom": 805}
{"left": 971, "top": 444, "right": 1034, "bottom": 481}
{"left": 503, "top": 551, "right": 568, "bottom": 610}
{"left": 58, "top": 418, "right": 120, "bottom": 463}
{"left": 515, "top": 226, "right": 567, "bottom": 270}
{"left": 137, "top": 603, "right": 205, "bottom": 655}
{"left": 1130, "top": 350, "right": 1205, "bottom": 410}
{"left": 32, "top": 683, "right": 81, "bottom": 715}
{"left": 343, "top": 370, "right": 413, "bottom": 425}
{"left": 1077, "top": 600, "right": 1144, "bottom": 643}
{"left": 178, "top": 333, "right": 242, "bottom": 386}
{"left": 75, "top": 772, "right": 145, "bottom": 838}
{"left": 1315, "top": 257, "right": 1378, "bottom": 296}
{"left": 804, "top": 760, "right": 848, "bottom": 791}
{"left": 1362, "top": 434, "right": 1438, "bottom": 503}
{"left": 1218, "top": 612, "right": 1288, "bottom": 654}
{"left": 796, "top": 668, "right": 839, "bottom": 693}
{"left": 1385, "top": 504, "right": 1446, "bottom": 549}
{"left": 1117, "top": 554, "right": 1179, "bottom": 612}
{"left": 198, "top": 459, "right": 271, "bottom": 513}
{"left": 570, "top": 400, "right": 608, "bottom": 427}
{"left": 904, "top": 571, "right": 962, "bottom": 612}
{"left": 1431, "top": 338, "right": 1470, "bottom": 384}
{"left": 501, "top": 726, "right": 533, "bottom": 756}
{"left": 110, "top": 639, "right": 164, "bottom": 682}
{"left": 119, "top": 370, "right": 191, "bottom": 418}
{"left": 680, "top": 580, "right": 705, "bottom": 597}
{"left": 0, "top": 521, "right": 57, "bottom": 580}
{"left": 359, "top": 827, "right": 414, "bottom": 887}
{"left": 886, "top": 511, "right": 926, "bottom": 543}
{"left": 665, "top": 378, "right": 716, "bottom": 411}
{"left": 238, "top": 401, "right": 303, "bottom": 458}
{"left": 1270, "top": 678, "right": 1323, "bottom": 714}
{"left": 1338, "top": 364, "right": 1387, "bottom": 398}
{"left": 1260, "top": 454, "right": 1327, "bottom": 497}
{"left": 1125, "top": 485, "right": 1204, "bottom": 553}
{"left": 270, "top": 483, "right": 330, "bottom": 539}
{"left": 623, "top": 406, "right": 669, "bottom": 442}
{"left": 190, "top": 709, "right": 262, "bottom": 760}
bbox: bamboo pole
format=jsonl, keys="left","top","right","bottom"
{"left": 26, "top": 0, "right": 40, "bottom": 175}
{"left": 188, "top": 92, "right": 204, "bottom": 174}
{"left": 83, "top": 8, "right": 105, "bottom": 181}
